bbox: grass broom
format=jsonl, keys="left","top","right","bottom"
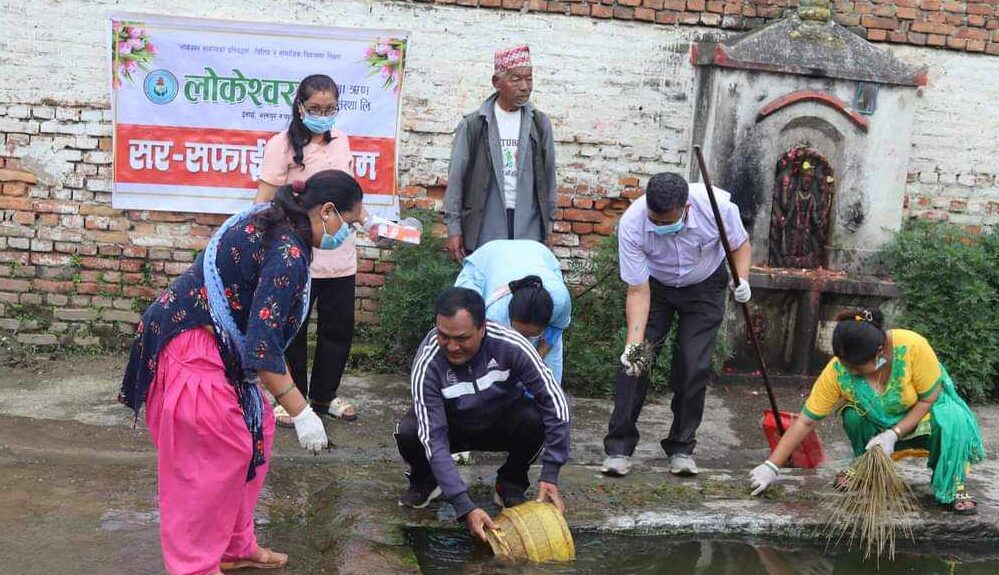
{"left": 820, "top": 447, "right": 918, "bottom": 565}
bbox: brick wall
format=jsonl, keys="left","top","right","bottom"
{"left": 422, "top": 0, "right": 999, "bottom": 55}
{"left": 1, "top": 0, "right": 998, "bottom": 349}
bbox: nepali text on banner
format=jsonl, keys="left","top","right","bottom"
{"left": 108, "top": 13, "right": 408, "bottom": 218}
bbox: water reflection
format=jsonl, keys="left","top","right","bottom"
{"left": 406, "top": 530, "right": 991, "bottom": 575}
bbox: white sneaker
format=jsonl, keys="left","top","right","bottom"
{"left": 669, "top": 454, "right": 698, "bottom": 476}
{"left": 451, "top": 451, "right": 472, "bottom": 465}
{"left": 600, "top": 455, "right": 632, "bottom": 477}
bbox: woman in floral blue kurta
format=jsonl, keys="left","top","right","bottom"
{"left": 120, "top": 170, "right": 365, "bottom": 575}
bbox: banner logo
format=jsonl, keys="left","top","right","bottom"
{"left": 144, "top": 70, "right": 179, "bottom": 105}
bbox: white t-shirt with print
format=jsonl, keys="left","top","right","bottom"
{"left": 493, "top": 102, "right": 522, "bottom": 210}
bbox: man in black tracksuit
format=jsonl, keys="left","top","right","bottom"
{"left": 395, "top": 287, "right": 570, "bottom": 542}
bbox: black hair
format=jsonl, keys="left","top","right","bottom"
{"left": 255, "top": 169, "right": 363, "bottom": 253}
{"left": 646, "top": 172, "right": 689, "bottom": 213}
{"left": 831, "top": 308, "right": 886, "bottom": 365}
{"left": 289, "top": 74, "right": 340, "bottom": 168}
{"left": 434, "top": 287, "right": 486, "bottom": 329}
{"left": 507, "top": 275, "right": 553, "bottom": 327}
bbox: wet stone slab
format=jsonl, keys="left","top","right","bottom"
{"left": 0, "top": 355, "right": 997, "bottom": 574}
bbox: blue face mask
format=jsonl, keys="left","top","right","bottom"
{"left": 653, "top": 220, "right": 685, "bottom": 236}
{"left": 651, "top": 206, "right": 688, "bottom": 236}
{"left": 320, "top": 206, "right": 351, "bottom": 250}
{"left": 302, "top": 113, "right": 336, "bottom": 135}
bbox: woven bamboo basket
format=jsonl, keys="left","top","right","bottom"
{"left": 485, "top": 501, "right": 575, "bottom": 562}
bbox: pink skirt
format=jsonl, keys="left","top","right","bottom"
{"left": 146, "top": 327, "right": 275, "bottom": 575}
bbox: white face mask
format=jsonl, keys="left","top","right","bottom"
{"left": 527, "top": 334, "right": 543, "bottom": 347}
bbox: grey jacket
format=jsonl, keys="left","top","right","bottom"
{"left": 443, "top": 93, "right": 557, "bottom": 252}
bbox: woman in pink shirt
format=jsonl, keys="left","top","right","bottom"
{"left": 256, "top": 74, "right": 359, "bottom": 424}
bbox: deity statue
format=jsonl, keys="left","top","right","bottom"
{"left": 768, "top": 147, "right": 835, "bottom": 268}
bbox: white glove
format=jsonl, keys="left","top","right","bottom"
{"left": 730, "top": 277, "right": 752, "bottom": 303}
{"left": 749, "top": 461, "right": 779, "bottom": 496}
{"left": 620, "top": 343, "right": 642, "bottom": 377}
{"left": 292, "top": 405, "right": 329, "bottom": 453}
{"left": 865, "top": 428, "right": 898, "bottom": 457}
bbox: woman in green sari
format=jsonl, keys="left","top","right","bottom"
{"left": 748, "top": 309, "right": 985, "bottom": 513}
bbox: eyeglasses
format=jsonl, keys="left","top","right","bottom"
{"left": 303, "top": 105, "right": 338, "bottom": 117}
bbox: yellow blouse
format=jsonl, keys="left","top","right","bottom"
{"left": 803, "top": 329, "right": 942, "bottom": 420}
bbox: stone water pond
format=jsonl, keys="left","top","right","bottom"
{"left": 406, "top": 529, "right": 999, "bottom": 574}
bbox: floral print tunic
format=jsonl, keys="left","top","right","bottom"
{"left": 119, "top": 213, "right": 311, "bottom": 414}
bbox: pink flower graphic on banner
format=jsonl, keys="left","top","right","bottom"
{"left": 111, "top": 19, "right": 157, "bottom": 89}
{"left": 362, "top": 37, "right": 406, "bottom": 95}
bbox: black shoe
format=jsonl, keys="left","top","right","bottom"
{"left": 494, "top": 482, "right": 528, "bottom": 509}
{"left": 398, "top": 481, "right": 442, "bottom": 509}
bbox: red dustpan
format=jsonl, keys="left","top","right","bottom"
{"left": 695, "top": 145, "right": 827, "bottom": 469}
{"left": 761, "top": 410, "right": 825, "bottom": 468}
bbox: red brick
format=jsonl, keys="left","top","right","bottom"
{"left": 31, "top": 199, "right": 77, "bottom": 214}
{"left": 569, "top": 2, "right": 590, "bottom": 15}
{"left": 593, "top": 199, "right": 610, "bottom": 210}
{"left": 145, "top": 211, "right": 190, "bottom": 222}
{"left": 854, "top": 1, "right": 874, "bottom": 14}
{"left": 723, "top": 2, "right": 741, "bottom": 14}
{"left": 742, "top": 4, "right": 757, "bottom": 16}
{"left": 79, "top": 204, "right": 118, "bottom": 216}
{"left": 572, "top": 198, "right": 594, "bottom": 209}
{"left": 31, "top": 253, "right": 71, "bottom": 267}
{"left": 563, "top": 209, "right": 604, "bottom": 223}
{"left": 908, "top": 31, "right": 928, "bottom": 44}
{"left": 911, "top": 21, "right": 954, "bottom": 34}
{"left": 619, "top": 0, "right": 642, "bottom": 6}
{"left": 862, "top": 15, "right": 898, "bottom": 29}
{"left": 31, "top": 279, "right": 74, "bottom": 294}
{"left": 927, "top": 33, "right": 947, "bottom": 46}
{"left": 947, "top": 36, "right": 968, "bottom": 49}
{"left": 122, "top": 246, "right": 147, "bottom": 258}
{"left": 98, "top": 137, "right": 112, "bottom": 151}
{"left": 613, "top": 5, "right": 634, "bottom": 18}
{"left": 663, "top": 0, "right": 685, "bottom": 9}
{"left": 896, "top": 6, "right": 918, "bottom": 19}
{"left": 706, "top": 0, "right": 723, "bottom": 13}
{"left": 123, "top": 285, "right": 162, "bottom": 299}
{"left": 958, "top": 27, "right": 990, "bottom": 40}
{"left": 642, "top": 0, "right": 665, "bottom": 8}
{"left": 593, "top": 222, "right": 616, "bottom": 236}
{"left": 591, "top": 4, "right": 613, "bottom": 17}
{"left": 572, "top": 222, "right": 594, "bottom": 234}
{"left": 0, "top": 278, "right": 31, "bottom": 292}
{"left": 2, "top": 183, "right": 28, "bottom": 196}
{"left": 967, "top": 3, "right": 995, "bottom": 16}
{"left": 501, "top": 0, "right": 523, "bottom": 9}
{"left": 635, "top": 6, "right": 656, "bottom": 20}
{"left": 553, "top": 221, "right": 571, "bottom": 233}
{"left": 968, "top": 38, "right": 987, "bottom": 51}
{"left": 919, "top": 0, "right": 941, "bottom": 9}
{"left": 12, "top": 211, "right": 34, "bottom": 225}
{"left": 0, "top": 197, "right": 32, "bottom": 211}
{"left": 356, "top": 273, "right": 385, "bottom": 287}
{"left": 81, "top": 256, "right": 120, "bottom": 271}
{"left": 944, "top": 13, "right": 965, "bottom": 25}
{"left": 942, "top": 1, "right": 966, "bottom": 13}
{"left": 889, "top": 31, "right": 908, "bottom": 42}
{"left": 527, "top": 0, "right": 547, "bottom": 10}
{"left": 701, "top": 12, "right": 722, "bottom": 25}
{"left": 867, "top": 28, "right": 888, "bottom": 40}
{"left": 656, "top": 10, "right": 679, "bottom": 23}
{"left": 874, "top": 4, "right": 895, "bottom": 17}
{"left": 968, "top": 14, "right": 986, "bottom": 26}
{"left": 686, "top": 0, "right": 705, "bottom": 10}
{"left": 622, "top": 187, "right": 644, "bottom": 200}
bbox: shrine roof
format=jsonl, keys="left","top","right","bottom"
{"left": 691, "top": 16, "right": 927, "bottom": 87}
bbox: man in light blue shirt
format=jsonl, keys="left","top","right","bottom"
{"left": 601, "top": 173, "right": 751, "bottom": 477}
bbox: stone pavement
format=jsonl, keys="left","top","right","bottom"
{"left": 0, "top": 354, "right": 996, "bottom": 574}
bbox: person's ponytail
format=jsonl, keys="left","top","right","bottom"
{"left": 508, "top": 275, "right": 554, "bottom": 327}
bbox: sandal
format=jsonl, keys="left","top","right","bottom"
{"left": 948, "top": 491, "right": 978, "bottom": 515}
{"left": 315, "top": 397, "right": 357, "bottom": 421}
{"left": 220, "top": 546, "right": 289, "bottom": 570}
{"left": 273, "top": 405, "right": 294, "bottom": 429}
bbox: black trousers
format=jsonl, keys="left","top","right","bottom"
{"left": 395, "top": 398, "right": 544, "bottom": 494}
{"left": 604, "top": 263, "right": 728, "bottom": 457}
{"left": 284, "top": 275, "right": 355, "bottom": 408}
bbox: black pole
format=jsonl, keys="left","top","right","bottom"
{"left": 692, "top": 145, "right": 786, "bottom": 436}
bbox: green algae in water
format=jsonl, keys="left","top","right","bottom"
{"left": 406, "top": 529, "right": 998, "bottom": 574}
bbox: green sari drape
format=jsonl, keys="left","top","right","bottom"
{"left": 836, "top": 352, "right": 985, "bottom": 503}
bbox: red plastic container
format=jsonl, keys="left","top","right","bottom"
{"left": 761, "top": 410, "right": 826, "bottom": 469}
